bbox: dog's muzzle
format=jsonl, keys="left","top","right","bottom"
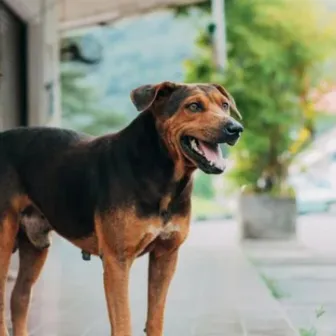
{"left": 221, "top": 118, "right": 244, "bottom": 145}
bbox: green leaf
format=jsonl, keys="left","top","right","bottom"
{"left": 182, "top": 0, "right": 336, "bottom": 191}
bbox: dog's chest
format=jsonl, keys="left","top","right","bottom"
{"left": 137, "top": 189, "right": 191, "bottom": 253}
{"left": 132, "top": 219, "right": 184, "bottom": 258}
{"left": 130, "top": 193, "right": 189, "bottom": 256}
{"left": 146, "top": 194, "right": 182, "bottom": 240}
{"left": 146, "top": 221, "right": 181, "bottom": 240}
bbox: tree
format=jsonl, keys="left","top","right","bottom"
{"left": 60, "top": 38, "right": 126, "bottom": 135}
{"left": 193, "top": 172, "right": 215, "bottom": 199}
{"left": 181, "top": 0, "right": 336, "bottom": 193}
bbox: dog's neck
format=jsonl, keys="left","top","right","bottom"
{"left": 119, "top": 110, "right": 174, "bottom": 176}
{"left": 96, "top": 111, "right": 193, "bottom": 219}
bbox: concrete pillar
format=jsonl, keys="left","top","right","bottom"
{"left": 28, "top": 0, "right": 61, "bottom": 127}
{"left": 211, "top": 0, "right": 227, "bottom": 70}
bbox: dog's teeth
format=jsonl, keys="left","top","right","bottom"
{"left": 190, "top": 138, "right": 206, "bottom": 156}
{"left": 191, "top": 139, "right": 197, "bottom": 149}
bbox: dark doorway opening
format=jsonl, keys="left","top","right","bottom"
{"left": 0, "top": 0, "right": 27, "bottom": 129}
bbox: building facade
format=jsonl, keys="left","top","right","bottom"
{"left": 0, "top": 0, "right": 60, "bottom": 130}
{"left": 0, "top": 0, "right": 209, "bottom": 130}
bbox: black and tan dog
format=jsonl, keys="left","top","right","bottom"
{"left": 0, "top": 81, "right": 243, "bottom": 336}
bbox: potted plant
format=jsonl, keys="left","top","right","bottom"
{"left": 181, "top": 0, "right": 336, "bottom": 239}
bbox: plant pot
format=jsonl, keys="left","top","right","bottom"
{"left": 238, "top": 192, "right": 297, "bottom": 240}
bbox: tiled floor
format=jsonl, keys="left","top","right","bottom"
{"left": 5, "top": 221, "right": 297, "bottom": 336}
{"left": 245, "top": 214, "right": 336, "bottom": 336}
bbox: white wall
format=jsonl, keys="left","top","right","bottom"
{"left": 3, "top": 0, "right": 61, "bottom": 126}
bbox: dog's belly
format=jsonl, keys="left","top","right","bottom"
{"left": 53, "top": 211, "right": 189, "bottom": 259}
{"left": 58, "top": 223, "right": 181, "bottom": 259}
{"left": 64, "top": 224, "right": 180, "bottom": 259}
{"left": 67, "top": 234, "right": 99, "bottom": 255}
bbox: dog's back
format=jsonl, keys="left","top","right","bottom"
{"left": 0, "top": 127, "right": 87, "bottom": 162}
{"left": 0, "top": 126, "right": 90, "bottom": 187}
{"left": 0, "top": 127, "right": 90, "bottom": 221}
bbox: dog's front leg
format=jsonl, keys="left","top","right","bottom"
{"left": 102, "top": 253, "right": 132, "bottom": 336}
{"left": 145, "top": 248, "right": 179, "bottom": 336}
{"left": 95, "top": 214, "right": 133, "bottom": 336}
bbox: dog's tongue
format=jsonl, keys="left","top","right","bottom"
{"left": 198, "top": 140, "right": 223, "bottom": 164}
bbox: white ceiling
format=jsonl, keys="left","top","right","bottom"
{"left": 59, "top": 0, "right": 206, "bottom": 31}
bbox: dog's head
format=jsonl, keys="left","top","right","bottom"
{"left": 130, "top": 81, "right": 243, "bottom": 175}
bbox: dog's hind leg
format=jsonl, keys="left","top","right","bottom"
{"left": 0, "top": 211, "right": 19, "bottom": 336}
{"left": 10, "top": 232, "right": 49, "bottom": 336}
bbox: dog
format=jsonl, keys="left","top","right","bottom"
{"left": 11, "top": 202, "right": 52, "bottom": 255}
{"left": 0, "top": 81, "right": 243, "bottom": 336}
{"left": 19, "top": 204, "right": 52, "bottom": 250}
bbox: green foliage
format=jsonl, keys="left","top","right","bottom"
{"left": 260, "top": 273, "right": 288, "bottom": 300}
{"left": 193, "top": 172, "right": 215, "bottom": 199}
{"left": 183, "top": 0, "right": 336, "bottom": 192}
{"left": 191, "top": 196, "right": 232, "bottom": 220}
{"left": 299, "top": 305, "right": 326, "bottom": 336}
{"left": 299, "top": 328, "right": 317, "bottom": 336}
{"left": 60, "top": 39, "right": 127, "bottom": 135}
{"left": 315, "top": 305, "right": 326, "bottom": 319}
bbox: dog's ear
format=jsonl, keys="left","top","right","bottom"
{"left": 130, "top": 81, "right": 178, "bottom": 112}
{"left": 212, "top": 84, "right": 242, "bottom": 120}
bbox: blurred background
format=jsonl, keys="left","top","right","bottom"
{"left": 2, "top": 0, "right": 336, "bottom": 335}
{"left": 59, "top": 0, "right": 336, "bottom": 222}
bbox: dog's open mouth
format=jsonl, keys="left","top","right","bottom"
{"left": 180, "top": 136, "right": 225, "bottom": 174}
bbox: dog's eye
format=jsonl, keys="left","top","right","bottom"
{"left": 222, "top": 102, "right": 229, "bottom": 111}
{"left": 187, "top": 102, "right": 203, "bottom": 113}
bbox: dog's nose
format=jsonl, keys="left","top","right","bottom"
{"left": 225, "top": 119, "right": 244, "bottom": 137}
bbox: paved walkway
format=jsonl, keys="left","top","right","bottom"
{"left": 5, "top": 221, "right": 297, "bottom": 336}
{"left": 244, "top": 214, "right": 336, "bottom": 336}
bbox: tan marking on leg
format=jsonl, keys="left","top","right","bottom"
{"left": 94, "top": 207, "right": 190, "bottom": 336}
{"left": 145, "top": 213, "right": 191, "bottom": 336}
{"left": 10, "top": 234, "right": 49, "bottom": 336}
{"left": 9, "top": 195, "right": 31, "bottom": 213}
{"left": 94, "top": 208, "right": 163, "bottom": 336}
{"left": 102, "top": 250, "right": 132, "bottom": 336}
{"left": 145, "top": 249, "right": 179, "bottom": 336}
{"left": 0, "top": 211, "right": 19, "bottom": 336}
{"left": 95, "top": 212, "right": 134, "bottom": 336}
